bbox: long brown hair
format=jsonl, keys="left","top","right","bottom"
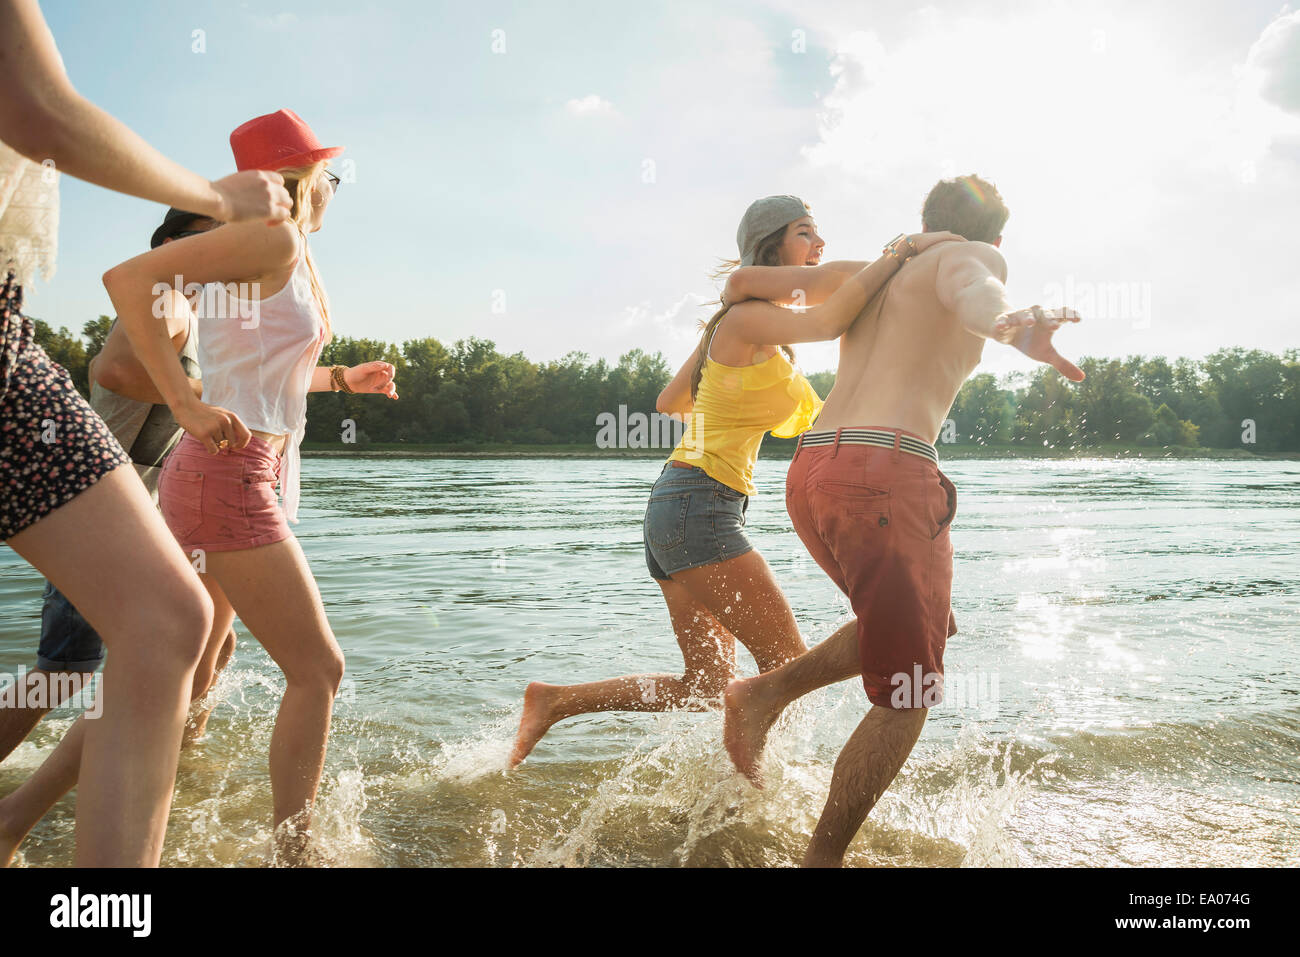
{"left": 690, "top": 224, "right": 796, "bottom": 400}
{"left": 278, "top": 161, "right": 333, "bottom": 345}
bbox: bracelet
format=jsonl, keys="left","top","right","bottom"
{"left": 330, "top": 365, "right": 354, "bottom": 394}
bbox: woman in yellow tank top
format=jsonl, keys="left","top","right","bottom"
{"left": 511, "top": 197, "right": 961, "bottom": 767}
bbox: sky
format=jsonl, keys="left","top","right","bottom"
{"left": 24, "top": 0, "right": 1300, "bottom": 380}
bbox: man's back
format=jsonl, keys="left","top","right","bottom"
{"left": 816, "top": 241, "right": 996, "bottom": 443}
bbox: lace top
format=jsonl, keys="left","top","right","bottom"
{"left": 0, "top": 139, "right": 59, "bottom": 288}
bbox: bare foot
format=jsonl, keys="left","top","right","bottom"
{"left": 0, "top": 804, "right": 25, "bottom": 868}
{"left": 723, "top": 676, "right": 781, "bottom": 787}
{"left": 182, "top": 705, "right": 214, "bottom": 748}
{"left": 510, "top": 682, "right": 559, "bottom": 769}
{"left": 272, "top": 813, "right": 316, "bottom": 867}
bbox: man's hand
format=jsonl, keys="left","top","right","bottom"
{"left": 345, "top": 361, "right": 399, "bottom": 399}
{"left": 993, "top": 306, "right": 1085, "bottom": 381}
{"left": 173, "top": 400, "right": 253, "bottom": 454}
{"left": 211, "top": 170, "right": 292, "bottom": 226}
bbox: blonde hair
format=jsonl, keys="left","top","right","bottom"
{"left": 278, "top": 162, "right": 333, "bottom": 345}
{"left": 690, "top": 223, "right": 796, "bottom": 400}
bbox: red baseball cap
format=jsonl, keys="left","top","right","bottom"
{"left": 229, "top": 108, "right": 344, "bottom": 172}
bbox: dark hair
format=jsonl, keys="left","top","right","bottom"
{"left": 921, "top": 174, "right": 1008, "bottom": 244}
{"left": 692, "top": 224, "right": 796, "bottom": 400}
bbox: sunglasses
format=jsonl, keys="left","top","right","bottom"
{"left": 323, "top": 169, "right": 341, "bottom": 193}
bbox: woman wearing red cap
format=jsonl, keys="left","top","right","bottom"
{"left": 95, "top": 109, "right": 398, "bottom": 864}
{"left": 0, "top": 0, "right": 291, "bottom": 866}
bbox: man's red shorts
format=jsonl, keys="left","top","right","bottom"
{"left": 785, "top": 427, "right": 958, "bottom": 709}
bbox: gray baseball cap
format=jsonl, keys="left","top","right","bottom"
{"left": 737, "top": 194, "right": 811, "bottom": 265}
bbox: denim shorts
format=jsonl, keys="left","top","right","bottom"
{"left": 36, "top": 580, "right": 106, "bottom": 672}
{"left": 643, "top": 462, "right": 753, "bottom": 581}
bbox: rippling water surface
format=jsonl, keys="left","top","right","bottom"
{"left": 1, "top": 455, "right": 1296, "bottom": 866}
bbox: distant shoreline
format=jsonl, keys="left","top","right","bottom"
{"left": 301, "top": 441, "right": 1298, "bottom": 461}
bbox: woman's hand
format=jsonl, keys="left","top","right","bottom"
{"left": 174, "top": 399, "right": 253, "bottom": 454}
{"left": 345, "top": 361, "right": 399, "bottom": 399}
{"left": 907, "top": 230, "right": 966, "bottom": 255}
{"left": 210, "top": 170, "right": 293, "bottom": 226}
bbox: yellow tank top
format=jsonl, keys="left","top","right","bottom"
{"left": 668, "top": 349, "right": 823, "bottom": 495}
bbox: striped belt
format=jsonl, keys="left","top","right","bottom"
{"left": 796, "top": 427, "right": 939, "bottom": 465}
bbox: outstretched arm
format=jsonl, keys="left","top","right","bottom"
{"left": 934, "top": 242, "right": 1014, "bottom": 338}
{"left": 935, "top": 243, "right": 1085, "bottom": 381}
{"left": 309, "top": 362, "right": 398, "bottom": 398}
{"left": 0, "top": 0, "right": 290, "bottom": 224}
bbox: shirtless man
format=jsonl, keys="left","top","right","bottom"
{"left": 721, "top": 174, "right": 1084, "bottom": 867}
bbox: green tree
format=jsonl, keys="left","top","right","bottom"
{"left": 1201, "top": 348, "right": 1289, "bottom": 451}
{"left": 31, "top": 319, "right": 90, "bottom": 397}
{"left": 1147, "top": 402, "right": 1199, "bottom": 447}
{"left": 806, "top": 370, "right": 836, "bottom": 399}
{"left": 1012, "top": 367, "right": 1083, "bottom": 447}
{"left": 950, "top": 373, "right": 1015, "bottom": 443}
{"left": 83, "top": 315, "right": 115, "bottom": 361}
{"left": 1072, "top": 358, "right": 1155, "bottom": 444}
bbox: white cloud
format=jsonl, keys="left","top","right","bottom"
{"left": 619, "top": 293, "right": 713, "bottom": 351}
{"left": 1245, "top": 9, "right": 1300, "bottom": 115}
{"left": 565, "top": 94, "right": 617, "bottom": 116}
{"left": 771, "top": 4, "right": 1300, "bottom": 371}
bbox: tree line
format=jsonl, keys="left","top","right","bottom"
{"left": 32, "top": 316, "right": 1300, "bottom": 452}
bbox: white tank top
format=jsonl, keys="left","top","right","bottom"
{"left": 194, "top": 231, "right": 326, "bottom": 523}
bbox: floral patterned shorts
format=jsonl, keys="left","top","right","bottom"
{"left": 0, "top": 271, "right": 131, "bottom": 541}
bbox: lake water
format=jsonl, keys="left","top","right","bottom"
{"left": 1, "top": 455, "right": 1297, "bottom": 867}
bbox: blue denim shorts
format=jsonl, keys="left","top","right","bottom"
{"left": 643, "top": 463, "right": 753, "bottom": 581}
{"left": 37, "top": 580, "right": 106, "bottom": 672}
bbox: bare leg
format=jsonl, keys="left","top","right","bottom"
{"left": 202, "top": 539, "right": 343, "bottom": 865}
{"left": 4, "top": 465, "right": 209, "bottom": 866}
{"left": 0, "top": 711, "right": 87, "bottom": 866}
{"left": 0, "top": 608, "right": 234, "bottom": 861}
{"left": 511, "top": 578, "right": 736, "bottom": 768}
{"left": 184, "top": 625, "right": 237, "bottom": 746}
{"left": 803, "top": 705, "right": 928, "bottom": 867}
{"left": 669, "top": 549, "right": 807, "bottom": 673}
{"left": 724, "top": 619, "right": 860, "bottom": 784}
{"left": 0, "top": 668, "right": 94, "bottom": 764}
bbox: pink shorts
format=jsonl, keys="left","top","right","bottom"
{"left": 158, "top": 433, "right": 291, "bottom": 553}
